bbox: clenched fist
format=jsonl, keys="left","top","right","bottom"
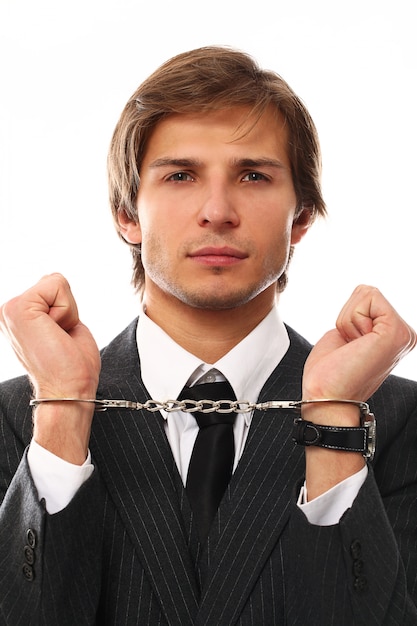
{"left": 301, "top": 285, "right": 416, "bottom": 499}
{"left": 0, "top": 274, "right": 101, "bottom": 463}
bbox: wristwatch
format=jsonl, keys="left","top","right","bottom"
{"left": 292, "top": 411, "right": 376, "bottom": 460}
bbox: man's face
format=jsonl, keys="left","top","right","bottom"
{"left": 122, "top": 105, "right": 309, "bottom": 311}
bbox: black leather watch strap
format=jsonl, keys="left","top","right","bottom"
{"left": 293, "top": 415, "right": 376, "bottom": 460}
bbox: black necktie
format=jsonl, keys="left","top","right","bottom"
{"left": 178, "top": 380, "right": 237, "bottom": 543}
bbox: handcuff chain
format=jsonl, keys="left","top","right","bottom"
{"left": 30, "top": 397, "right": 371, "bottom": 416}
{"left": 92, "top": 399, "right": 300, "bottom": 413}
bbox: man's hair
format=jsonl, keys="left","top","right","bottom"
{"left": 107, "top": 46, "right": 326, "bottom": 293}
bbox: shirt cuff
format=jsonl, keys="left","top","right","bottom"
{"left": 27, "top": 439, "right": 94, "bottom": 514}
{"left": 297, "top": 465, "right": 368, "bottom": 526}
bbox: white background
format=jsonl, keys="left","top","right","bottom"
{"left": 0, "top": 0, "right": 416, "bottom": 382}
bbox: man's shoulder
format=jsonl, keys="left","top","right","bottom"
{"left": 0, "top": 373, "right": 32, "bottom": 405}
{"left": 100, "top": 318, "right": 139, "bottom": 361}
{"left": 0, "top": 374, "right": 33, "bottom": 445}
{"left": 372, "top": 370, "right": 417, "bottom": 410}
{"left": 98, "top": 318, "right": 141, "bottom": 391}
{"left": 282, "top": 325, "right": 313, "bottom": 372}
{"left": 285, "top": 324, "right": 313, "bottom": 353}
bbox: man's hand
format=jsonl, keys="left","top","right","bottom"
{"left": 301, "top": 285, "right": 416, "bottom": 499}
{"left": 303, "top": 285, "right": 416, "bottom": 403}
{"left": 0, "top": 273, "right": 101, "bottom": 463}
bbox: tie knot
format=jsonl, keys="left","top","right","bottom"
{"left": 179, "top": 380, "right": 236, "bottom": 402}
{"left": 178, "top": 380, "right": 237, "bottom": 427}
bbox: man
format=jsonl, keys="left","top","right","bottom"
{"left": 0, "top": 46, "right": 416, "bottom": 625}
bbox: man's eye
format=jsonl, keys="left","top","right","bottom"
{"left": 242, "top": 172, "right": 267, "bottom": 182}
{"left": 167, "top": 172, "right": 193, "bottom": 182}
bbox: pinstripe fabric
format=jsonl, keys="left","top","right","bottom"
{"left": 1, "top": 318, "right": 417, "bottom": 625}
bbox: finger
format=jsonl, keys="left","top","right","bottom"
{"left": 3, "top": 273, "right": 80, "bottom": 334}
{"left": 336, "top": 284, "right": 416, "bottom": 361}
{"left": 39, "top": 273, "right": 80, "bottom": 332}
{"left": 335, "top": 285, "right": 378, "bottom": 341}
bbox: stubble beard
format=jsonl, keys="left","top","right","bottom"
{"left": 142, "top": 235, "right": 289, "bottom": 311}
{"left": 145, "top": 258, "right": 286, "bottom": 311}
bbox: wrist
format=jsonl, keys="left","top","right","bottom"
{"left": 33, "top": 401, "right": 94, "bottom": 465}
{"left": 33, "top": 381, "right": 99, "bottom": 401}
{"left": 292, "top": 399, "right": 376, "bottom": 462}
{"left": 301, "top": 401, "right": 360, "bottom": 426}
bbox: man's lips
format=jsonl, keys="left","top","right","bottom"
{"left": 188, "top": 246, "right": 248, "bottom": 265}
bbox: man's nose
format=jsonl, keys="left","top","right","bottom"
{"left": 197, "top": 182, "right": 240, "bottom": 228}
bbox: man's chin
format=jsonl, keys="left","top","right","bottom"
{"left": 173, "top": 286, "right": 265, "bottom": 311}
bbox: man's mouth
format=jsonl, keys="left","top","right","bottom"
{"left": 188, "top": 246, "right": 248, "bottom": 266}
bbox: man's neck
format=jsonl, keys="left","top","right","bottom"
{"left": 143, "top": 288, "right": 277, "bottom": 363}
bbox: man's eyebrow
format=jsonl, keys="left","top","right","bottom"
{"left": 147, "top": 157, "right": 286, "bottom": 169}
{"left": 230, "top": 157, "right": 286, "bottom": 169}
{"left": 147, "top": 157, "right": 202, "bottom": 169}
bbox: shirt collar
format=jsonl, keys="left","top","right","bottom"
{"left": 137, "top": 304, "right": 289, "bottom": 423}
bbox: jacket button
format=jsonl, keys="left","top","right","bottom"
{"left": 26, "top": 529, "right": 37, "bottom": 549}
{"left": 353, "top": 575, "right": 368, "bottom": 592}
{"left": 24, "top": 545, "right": 35, "bottom": 565}
{"left": 22, "top": 563, "right": 35, "bottom": 582}
{"left": 350, "top": 539, "right": 362, "bottom": 560}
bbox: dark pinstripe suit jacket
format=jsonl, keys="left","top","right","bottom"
{"left": 1, "top": 319, "right": 417, "bottom": 625}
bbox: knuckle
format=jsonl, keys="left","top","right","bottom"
{"left": 1, "top": 296, "right": 21, "bottom": 322}
{"left": 43, "top": 273, "right": 69, "bottom": 288}
{"left": 407, "top": 326, "right": 417, "bottom": 350}
{"left": 395, "top": 323, "right": 415, "bottom": 350}
{"left": 354, "top": 284, "right": 379, "bottom": 296}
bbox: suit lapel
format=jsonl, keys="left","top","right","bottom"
{"left": 195, "top": 327, "right": 310, "bottom": 625}
{"left": 89, "top": 320, "right": 311, "bottom": 625}
{"left": 90, "top": 320, "right": 199, "bottom": 626}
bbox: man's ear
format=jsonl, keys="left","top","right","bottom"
{"left": 117, "top": 209, "right": 142, "bottom": 244}
{"left": 291, "top": 206, "right": 313, "bottom": 244}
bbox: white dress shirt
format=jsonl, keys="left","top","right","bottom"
{"left": 137, "top": 305, "right": 288, "bottom": 482}
{"left": 28, "top": 305, "right": 367, "bottom": 521}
